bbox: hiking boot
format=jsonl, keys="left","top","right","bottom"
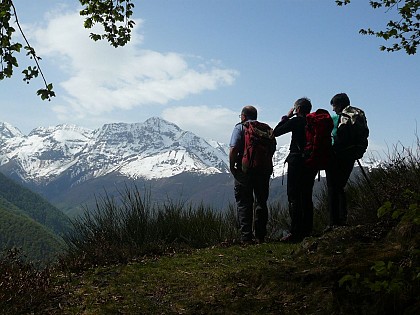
{"left": 280, "top": 233, "right": 292, "bottom": 241}
{"left": 323, "top": 225, "right": 334, "bottom": 233}
{"left": 280, "top": 233, "right": 302, "bottom": 243}
{"left": 280, "top": 233, "right": 300, "bottom": 243}
{"left": 240, "top": 239, "right": 255, "bottom": 246}
{"left": 256, "top": 237, "right": 265, "bottom": 244}
{"left": 323, "top": 225, "right": 346, "bottom": 234}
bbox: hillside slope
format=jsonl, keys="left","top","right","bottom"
{"left": 37, "top": 223, "right": 419, "bottom": 314}
{"left": 0, "top": 172, "right": 70, "bottom": 263}
{"left": 0, "top": 171, "right": 71, "bottom": 234}
{"left": 0, "top": 205, "right": 65, "bottom": 262}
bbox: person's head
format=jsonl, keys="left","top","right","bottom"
{"left": 330, "top": 93, "right": 350, "bottom": 114}
{"left": 240, "top": 105, "right": 257, "bottom": 121}
{"left": 294, "top": 97, "right": 312, "bottom": 115}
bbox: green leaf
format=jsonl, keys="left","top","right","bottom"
{"left": 391, "top": 210, "right": 401, "bottom": 219}
{"left": 377, "top": 201, "right": 392, "bottom": 218}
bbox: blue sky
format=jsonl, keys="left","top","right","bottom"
{"left": 2, "top": 0, "right": 419, "bottom": 157}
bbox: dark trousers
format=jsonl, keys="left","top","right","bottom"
{"left": 234, "top": 170, "right": 270, "bottom": 242}
{"left": 286, "top": 155, "right": 317, "bottom": 240}
{"left": 326, "top": 156, "right": 355, "bottom": 226}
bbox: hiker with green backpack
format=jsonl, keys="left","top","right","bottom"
{"left": 326, "top": 93, "right": 369, "bottom": 228}
{"left": 229, "top": 105, "right": 277, "bottom": 244}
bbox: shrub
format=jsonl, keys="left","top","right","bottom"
{"left": 337, "top": 141, "right": 420, "bottom": 314}
{"left": 314, "top": 141, "right": 420, "bottom": 227}
{"left": 0, "top": 248, "right": 53, "bottom": 314}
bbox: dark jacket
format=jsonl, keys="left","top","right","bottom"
{"left": 333, "top": 114, "right": 362, "bottom": 160}
{"left": 273, "top": 115, "right": 306, "bottom": 154}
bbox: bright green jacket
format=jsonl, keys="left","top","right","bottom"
{"left": 331, "top": 114, "right": 339, "bottom": 145}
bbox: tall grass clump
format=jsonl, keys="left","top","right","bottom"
{"left": 150, "top": 200, "right": 238, "bottom": 248}
{"left": 314, "top": 140, "right": 420, "bottom": 228}
{"left": 347, "top": 142, "right": 419, "bottom": 225}
{"left": 62, "top": 186, "right": 239, "bottom": 268}
{"left": 267, "top": 201, "right": 290, "bottom": 239}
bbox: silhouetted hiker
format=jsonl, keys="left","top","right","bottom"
{"left": 326, "top": 93, "right": 369, "bottom": 228}
{"left": 229, "top": 105, "right": 276, "bottom": 244}
{"left": 273, "top": 98, "right": 318, "bottom": 243}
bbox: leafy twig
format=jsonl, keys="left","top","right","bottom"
{"left": 9, "top": 0, "right": 55, "bottom": 100}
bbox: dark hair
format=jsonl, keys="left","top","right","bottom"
{"left": 241, "top": 105, "right": 257, "bottom": 120}
{"left": 294, "top": 97, "right": 312, "bottom": 115}
{"left": 330, "top": 93, "right": 350, "bottom": 111}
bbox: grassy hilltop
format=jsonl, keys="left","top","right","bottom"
{"left": 42, "top": 224, "right": 419, "bottom": 314}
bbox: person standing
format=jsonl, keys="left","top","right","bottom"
{"left": 273, "top": 98, "right": 317, "bottom": 242}
{"left": 326, "top": 93, "right": 357, "bottom": 227}
{"left": 229, "top": 105, "right": 275, "bottom": 244}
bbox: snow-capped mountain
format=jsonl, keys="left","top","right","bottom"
{"left": 0, "top": 118, "right": 244, "bottom": 184}
{"left": 0, "top": 117, "right": 376, "bottom": 186}
{"left": 0, "top": 122, "right": 23, "bottom": 141}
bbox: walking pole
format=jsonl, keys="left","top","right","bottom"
{"left": 356, "top": 159, "right": 381, "bottom": 207}
{"left": 357, "top": 159, "right": 370, "bottom": 183}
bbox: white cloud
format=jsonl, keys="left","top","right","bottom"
{"left": 29, "top": 10, "right": 238, "bottom": 118}
{"left": 162, "top": 105, "right": 239, "bottom": 144}
{"left": 161, "top": 105, "right": 294, "bottom": 145}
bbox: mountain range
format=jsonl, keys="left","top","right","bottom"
{"left": 0, "top": 118, "right": 376, "bottom": 216}
{"left": 0, "top": 118, "right": 292, "bottom": 181}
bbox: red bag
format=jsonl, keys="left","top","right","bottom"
{"left": 241, "top": 121, "right": 276, "bottom": 174}
{"left": 304, "top": 109, "right": 334, "bottom": 170}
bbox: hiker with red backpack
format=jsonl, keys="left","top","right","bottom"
{"left": 273, "top": 97, "right": 333, "bottom": 242}
{"left": 326, "top": 93, "right": 369, "bottom": 228}
{"left": 229, "top": 105, "right": 276, "bottom": 244}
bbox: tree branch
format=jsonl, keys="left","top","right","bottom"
{"left": 10, "top": 1, "right": 48, "bottom": 89}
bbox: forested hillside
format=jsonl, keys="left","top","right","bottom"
{"left": 0, "top": 172, "right": 71, "bottom": 263}
{"left": 0, "top": 205, "right": 65, "bottom": 262}
{"left": 0, "top": 172, "right": 70, "bottom": 234}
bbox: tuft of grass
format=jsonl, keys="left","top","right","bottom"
{"left": 267, "top": 201, "right": 290, "bottom": 238}
{"left": 61, "top": 186, "right": 242, "bottom": 269}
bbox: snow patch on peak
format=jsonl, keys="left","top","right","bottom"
{"left": 142, "top": 117, "right": 182, "bottom": 135}
{"left": 57, "top": 124, "right": 93, "bottom": 133}
{"left": 0, "top": 122, "right": 23, "bottom": 139}
{"left": 144, "top": 116, "right": 175, "bottom": 126}
{"left": 119, "top": 149, "right": 223, "bottom": 180}
{"left": 206, "top": 138, "right": 229, "bottom": 155}
{"left": 29, "top": 124, "right": 92, "bottom": 137}
{"left": 99, "top": 122, "right": 130, "bottom": 131}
